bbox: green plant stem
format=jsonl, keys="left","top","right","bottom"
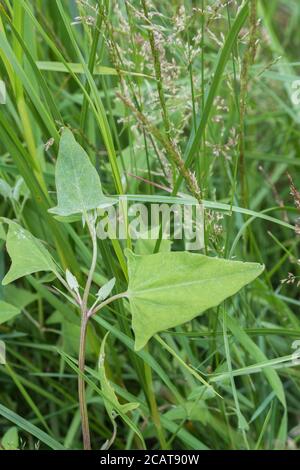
{"left": 141, "top": 0, "right": 171, "bottom": 139}
{"left": 78, "top": 291, "right": 128, "bottom": 450}
{"left": 239, "top": 0, "right": 257, "bottom": 209}
{"left": 77, "top": 211, "right": 127, "bottom": 450}
{"left": 144, "top": 356, "right": 169, "bottom": 450}
{"left": 117, "top": 93, "right": 202, "bottom": 204}
{"left": 89, "top": 292, "right": 127, "bottom": 318}
{"left": 172, "top": 1, "right": 249, "bottom": 195}
{"left": 141, "top": 0, "right": 179, "bottom": 184}
{"left": 78, "top": 313, "right": 91, "bottom": 450}
{"left": 79, "top": 0, "right": 103, "bottom": 142}
{"left": 82, "top": 216, "right": 98, "bottom": 313}
{"left": 78, "top": 214, "right": 98, "bottom": 450}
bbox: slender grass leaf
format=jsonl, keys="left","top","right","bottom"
{"left": 3, "top": 285, "right": 38, "bottom": 309}
{"left": 36, "top": 61, "right": 153, "bottom": 78}
{"left": 54, "top": 0, "right": 124, "bottom": 195}
{"left": 58, "top": 349, "right": 145, "bottom": 449}
{"left": 121, "top": 195, "right": 295, "bottom": 231}
{"left": 36, "top": 61, "right": 117, "bottom": 75}
{"left": 0, "top": 301, "right": 20, "bottom": 324}
{"left": 173, "top": 1, "right": 249, "bottom": 192}
{"left": 93, "top": 315, "right": 183, "bottom": 403}
{"left": 98, "top": 333, "right": 139, "bottom": 423}
{"left": 0, "top": 30, "right": 59, "bottom": 143}
{"left": 0, "top": 403, "right": 65, "bottom": 450}
{"left": 226, "top": 315, "right": 286, "bottom": 408}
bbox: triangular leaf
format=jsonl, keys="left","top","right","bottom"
{"left": 125, "top": 250, "right": 264, "bottom": 350}
{"left": 0, "top": 301, "right": 20, "bottom": 325}
{"left": 1, "top": 219, "right": 57, "bottom": 286}
{"left": 49, "top": 129, "right": 116, "bottom": 217}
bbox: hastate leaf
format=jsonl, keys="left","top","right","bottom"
{"left": 49, "top": 129, "right": 116, "bottom": 217}
{"left": 1, "top": 219, "right": 57, "bottom": 286}
{"left": 125, "top": 250, "right": 264, "bottom": 350}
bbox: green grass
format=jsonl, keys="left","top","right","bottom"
{"left": 0, "top": 0, "right": 300, "bottom": 451}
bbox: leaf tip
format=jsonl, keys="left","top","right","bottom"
{"left": 1, "top": 276, "right": 9, "bottom": 286}
{"left": 133, "top": 328, "right": 152, "bottom": 351}
{"left": 134, "top": 338, "right": 147, "bottom": 352}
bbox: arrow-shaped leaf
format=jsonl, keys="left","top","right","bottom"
{"left": 125, "top": 250, "right": 264, "bottom": 350}
{"left": 49, "top": 129, "right": 116, "bottom": 217}
{"left": 1, "top": 219, "right": 57, "bottom": 286}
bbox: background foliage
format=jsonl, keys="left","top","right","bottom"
{"left": 0, "top": 0, "right": 299, "bottom": 450}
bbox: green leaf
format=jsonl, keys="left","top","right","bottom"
{"left": 125, "top": 250, "right": 264, "bottom": 350}
{"left": 58, "top": 347, "right": 144, "bottom": 449}
{"left": 226, "top": 315, "right": 286, "bottom": 408}
{"left": 0, "top": 404, "right": 65, "bottom": 450}
{"left": 1, "top": 219, "right": 57, "bottom": 286}
{"left": 65, "top": 269, "right": 79, "bottom": 294}
{"left": 96, "top": 278, "right": 116, "bottom": 301}
{"left": 49, "top": 129, "right": 116, "bottom": 217}
{"left": 1, "top": 426, "right": 19, "bottom": 450}
{"left": 62, "top": 317, "right": 98, "bottom": 359}
{"left": 134, "top": 230, "right": 172, "bottom": 255}
{"left": 0, "top": 179, "right": 12, "bottom": 200}
{"left": 36, "top": 61, "right": 118, "bottom": 75}
{"left": 0, "top": 301, "right": 20, "bottom": 325}
{"left": 163, "top": 401, "right": 209, "bottom": 424}
{"left": 0, "top": 223, "right": 6, "bottom": 241}
{"left": 3, "top": 285, "right": 38, "bottom": 309}
{"left": 98, "top": 333, "right": 139, "bottom": 422}
{"left": 173, "top": 1, "right": 249, "bottom": 192}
